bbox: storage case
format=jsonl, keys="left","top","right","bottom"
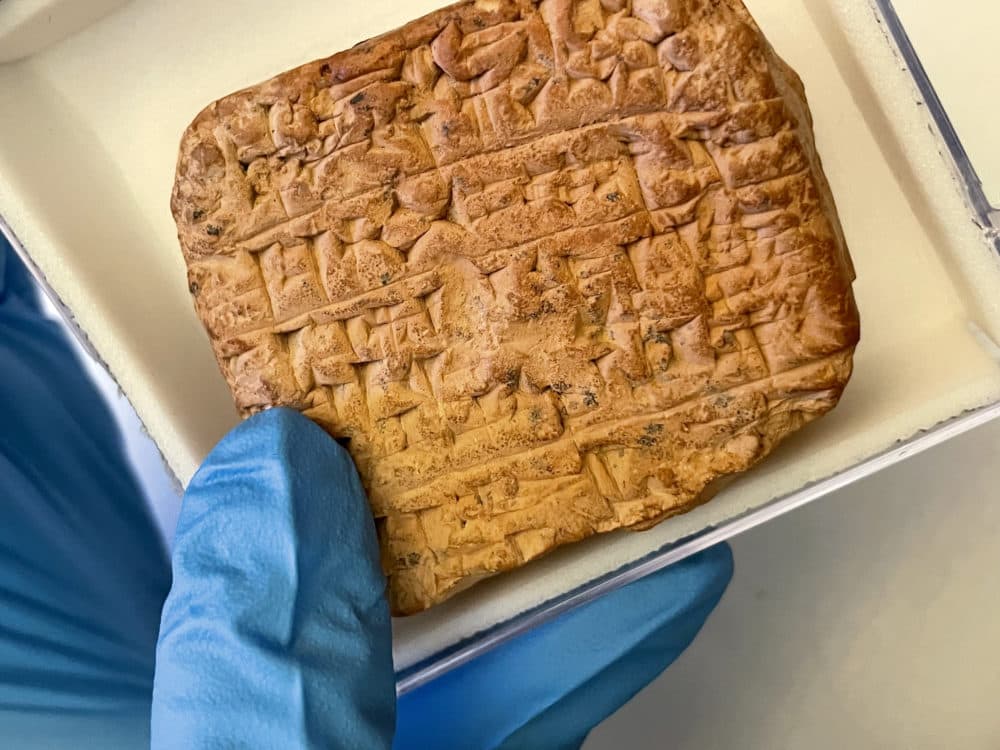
{"left": 2, "top": 0, "right": 998, "bottom": 690}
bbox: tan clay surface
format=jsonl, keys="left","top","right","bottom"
{"left": 171, "top": 0, "right": 859, "bottom": 614}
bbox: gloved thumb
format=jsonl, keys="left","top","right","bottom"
{"left": 151, "top": 408, "right": 395, "bottom": 749}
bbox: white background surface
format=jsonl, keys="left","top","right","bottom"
{"left": 586, "top": 417, "right": 1000, "bottom": 749}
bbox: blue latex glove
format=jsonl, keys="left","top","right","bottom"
{"left": 150, "top": 408, "right": 732, "bottom": 749}
{"left": 1, "top": 236, "right": 733, "bottom": 748}
{"left": 395, "top": 544, "right": 732, "bottom": 750}
{"left": 150, "top": 409, "right": 396, "bottom": 748}
{"left": 0, "top": 239, "right": 170, "bottom": 746}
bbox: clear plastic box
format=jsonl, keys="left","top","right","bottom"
{"left": 1, "top": 0, "right": 999, "bottom": 690}
{"left": 872, "top": 0, "right": 999, "bottom": 252}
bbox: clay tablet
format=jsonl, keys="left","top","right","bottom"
{"left": 172, "top": 0, "right": 860, "bottom": 614}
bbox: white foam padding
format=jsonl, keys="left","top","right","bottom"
{"left": 890, "top": 0, "right": 1000, "bottom": 206}
{"left": 1, "top": 0, "right": 999, "bottom": 669}
{"left": 0, "top": 0, "right": 130, "bottom": 63}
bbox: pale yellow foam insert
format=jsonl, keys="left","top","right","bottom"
{"left": 0, "top": 0, "right": 129, "bottom": 64}
{"left": 892, "top": 0, "right": 1000, "bottom": 207}
{"left": 0, "top": 0, "right": 998, "bottom": 669}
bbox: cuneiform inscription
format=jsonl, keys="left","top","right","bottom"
{"left": 173, "top": 0, "right": 859, "bottom": 613}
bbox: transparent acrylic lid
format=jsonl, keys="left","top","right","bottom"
{"left": 876, "top": 0, "right": 999, "bottom": 250}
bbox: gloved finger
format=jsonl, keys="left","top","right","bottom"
{"left": 395, "top": 543, "right": 733, "bottom": 750}
{"left": 0, "top": 233, "right": 42, "bottom": 310}
{"left": 0, "top": 239, "right": 169, "bottom": 719}
{"left": 151, "top": 408, "right": 396, "bottom": 750}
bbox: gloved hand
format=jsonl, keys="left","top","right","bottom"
{"left": 0, "top": 237, "right": 170, "bottom": 747}
{"left": 1, "top": 236, "right": 733, "bottom": 749}
{"left": 395, "top": 538, "right": 731, "bottom": 749}
{"left": 150, "top": 408, "right": 732, "bottom": 749}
